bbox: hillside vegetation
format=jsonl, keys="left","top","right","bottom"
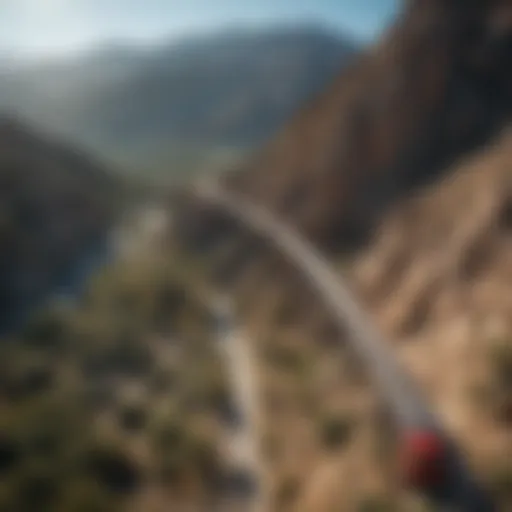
{"left": 0, "top": 118, "right": 236, "bottom": 510}
{"left": 0, "top": 118, "right": 119, "bottom": 330}
{"left": 0, "top": 248, "right": 231, "bottom": 512}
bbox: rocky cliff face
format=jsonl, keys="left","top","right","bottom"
{"left": 217, "top": 0, "right": 512, "bottom": 250}
{"left": 171, "top": 1, "right": 512, "bottom": 509}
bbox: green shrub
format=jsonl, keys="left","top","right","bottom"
{"left": 151, "top": 413, "right": 220, "bottom": 488}
{"left": 492, "top": 395, "right": 512, "bottom": 425}
{"left": 0, "top": 478, "right": 18, "bottom": 512}
{"left": 153, "top": 282, "right": 186, "bottom": 324}
{"left": 152, "top": 416, "right": 187, "bottom": 454}
{"left": 356, "top": 495, "right": 395, "bottom": 512}
{"left": 318, "top": 412, "right": 355, "bottom": 451}
{"left": 16, "top": 462, "right": 61, "bottom": 509}
{"left": 0, "top": 394, "right": 90, "bottom": 499}
{"left": 83, "top": 382, "right": 116, "bottom": 410}
{"left": 22, "top": 308, "right": 67, "bottom": 352}
{"left": 487, "top": 339, "right": 512, "bottom": 424}
{"left": 263, "top": 343, "right": 307, "bottom": 374}
{"left": 489, "top": 340, "right": 512, "bottom": 389}
{"left": 201, "top": 371, "right": 231, "bottom": 413}
{"left": 2, "top": 360, "right": 55, "bottom": 402}
{"left": 153, "top": 424, "right": 188, "bottom": 486}
{"left": 148, "top": 366, "right": 177, "bottom": 395}
{"left": 24, "top": 421, "right": 65, "bottom": 459}
{"left": 10, "top": 394, "right": 87, "bottom": 458}
{"left": 189, "top": 435, "right": 220, "bottom": 487}
{"left": 0, "top": 458, "right": 71, "bottom": 512}
{"left": 0, "top": 435, "right": 21, "bottom": 476}
{"left": 57, "top": 479, "right": 119, "bottom": 512}
{"left": 107, "top": 337, "right": 153, "bottom": 377}
{"left": 275, "top": 474, "right": 300, "bottom": 507}
{"left": 157, "top": 457, "right": 184, "bottom": 486}
{"left": 118, "top": 402, "right": 148, "bottom": 433}
{"left": 84, "top": 442, "right": 141, "bottom": 494}
{"left": 80, "top": 328, "right": 153, "bottom": 379}
{"left": 182, "top": 361, "right": 230, "bottom": 413}
{"left": 487, "top": 461, "right": 512, "bottom": 508}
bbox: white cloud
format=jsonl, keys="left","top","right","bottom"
{"left": 0, "top": 0, "right": 95, "bottom": 58}
{"left": 0, "top": 0, "right": 78, "bottom": 24}
{"left": 15, "top": 0, "right": 73, "bottom": 15}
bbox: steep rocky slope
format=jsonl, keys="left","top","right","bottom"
{"left": 172, "top": 0, "right": 512, "bottom": 509}
{"left": 346, "top": 130, "right": 512, "bottom": 506}
{"left": 219, "top": 0, "right": 512, "bottom": 250}
{"left": 0, "top": 118, "right": 117, "bottom": 329}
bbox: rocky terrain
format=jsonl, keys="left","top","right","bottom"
{"left": 173, "top": 0, "right": 512, "bottom": 509}
{"left": 218, "top": 0, "right": 511, "bottom": 249}
{"left": 1, "top": 0, "right": 511, "bottom": 510}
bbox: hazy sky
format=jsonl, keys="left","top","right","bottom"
{"left": 0, "top": 0, "right": 400, "bottom": 58}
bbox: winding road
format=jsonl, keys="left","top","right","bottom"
{"left": 193, "top": 181, "right": 495, "bottom": 512}
{"left": 211, "top": 297, "right": 268, "bottom": 512}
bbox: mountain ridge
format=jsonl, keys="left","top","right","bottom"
{"left": 172, "top": 2, "right": 512, "bottom": 507}
{"left": 0, "top": 25, "right": 357, "bottom": 174}
{"left": 216, "top": 0, "right": 511, "bottom": 250}
{"left": 0, "top": 117, "right": 118, "bottom": 329}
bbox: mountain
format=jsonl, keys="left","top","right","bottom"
{"left": 215, "top": 0, "right": 511, "bottom": 249}
{"left": 0, "top": 117, "right": 118, "bottom": 329}
{"left": 0, "top": 25, "right": 357, "bottom": 174}
{"left": 174, "top": 1, "right": 512, "bottom": 509}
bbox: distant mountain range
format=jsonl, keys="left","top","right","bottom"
{"left": 0, "top": 25, "right": 357, "bottom": 175}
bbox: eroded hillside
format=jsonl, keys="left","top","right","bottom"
{"left": 172, "top": 0, "right": 512, "bottom": 510}
{"left": 347, "top": 130, "right": 512, "bottom": 508}
{"left": 220, "top": 0, "right": 512, "bottom": 250}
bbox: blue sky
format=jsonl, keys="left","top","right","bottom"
{"left": 0, "top": 0, "right": 399, "bottom": 58}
